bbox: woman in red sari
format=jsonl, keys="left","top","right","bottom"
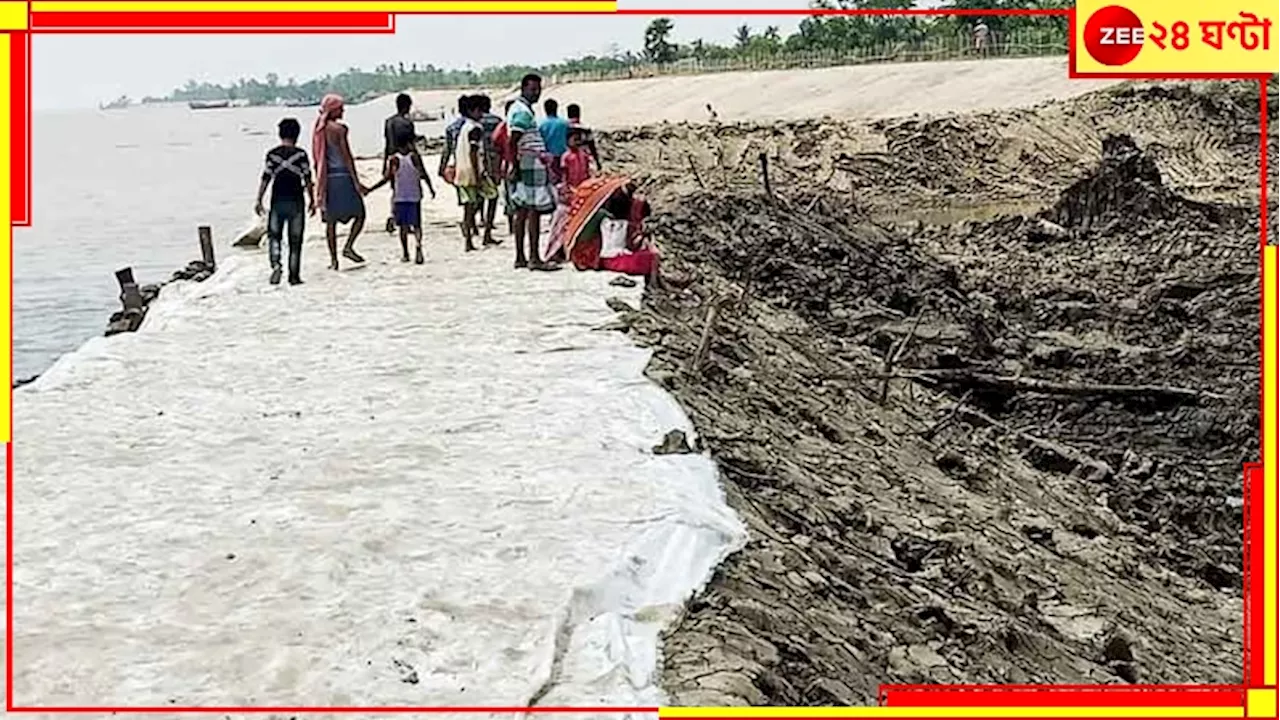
{"left": 552, "top": 175, "right": 663, "bottom": 287}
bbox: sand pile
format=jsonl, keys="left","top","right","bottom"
{"left": 1042, "top": 133, "right": 1233, "bottom": 232}
{"left": 596, "top": 80, "right": 1267, "bottom": 704}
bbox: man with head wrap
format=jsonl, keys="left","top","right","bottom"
{"left": 313, "top": 94, "right": 369, "bottom": 269}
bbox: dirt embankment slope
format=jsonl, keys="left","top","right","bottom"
{"left": 597, "top": 79, "right": 1271, "bottom": 705}
{"left": 538, "top": 57, "right": 1120, "bottom": 129}
{"left": 372, "top": 57, "right": 1119, "bottom": 131}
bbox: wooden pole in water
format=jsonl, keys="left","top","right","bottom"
{"left": 115, "top": 267, "right": 143, "bottom": 310}
{"left": 198, "top": 225, "right": 215, "bottom": 270}
{"left": 114, "top": 267, "right": 136, "bottom": 293}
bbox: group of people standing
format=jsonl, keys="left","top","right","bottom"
{"left": 435, "top": 73, "right": 606, "bottom": 271}
{"left": 253, "top": 72, "right": 662, "bottom": 288}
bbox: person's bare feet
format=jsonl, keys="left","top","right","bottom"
{"left": 415, "top": 245, "right": 425, "bottom": 264}
{"left": 329, "top": 260, "right": 340, "bottom": 271}
{"left": 514, "top": 257, "right": 528, "bottom": 269}
{"left": 343, "top": 248, "right": 365, "bottom": 264}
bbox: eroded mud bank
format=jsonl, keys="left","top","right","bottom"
{"left": 597, "top": 79, "right": 1272, "bottom": 704}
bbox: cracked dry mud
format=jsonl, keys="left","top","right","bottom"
{"left": 596, "top": 79, "right": 1274, "bottom": 705}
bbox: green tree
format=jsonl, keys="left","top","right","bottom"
{"left": 643, "top": 18, "right": 678, "bottom": 64}
{"left": 934, "top": 0, "right": 1070, "bottom": 36}
{"left": 734, "top": 24, "right": 752, "bottom": 48}
{"left": 792, "top": 0, "right": 920, "bottom": 52}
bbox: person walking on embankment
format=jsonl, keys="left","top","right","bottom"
{"left": 254, "top": 117, "right": 315, "bottom": 286}
{"left": 313, "top": 94, "right": 369, "bottom": 270}
{"left": 477, "top": 95, "right": 504, "bottom": 246}
{"left": 365, "top": 130, "right": 435, "bottom": 264}
{"left": 506, "top": 73, "right": 559, "bottom": 270}
{"left": 382, "top": 92, "right": 420, "bottom": 234}
{"left": 566, "top": 103, "right": 602, "bottom": 173}
{"left": 491, "top": 99, "right": 518, "bottom": 238}
{"left": 438, "top": 95, "right": 469, "bottom": 186}
{"left": 973, "top": 20, "right": 990, "bottom": 57}
{"left": 453, "top": 99, "right": 494, "bottom": 252}
{"left": 538, "top": 97, "right": 570, "bottom": 180}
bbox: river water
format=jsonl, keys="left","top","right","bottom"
{"left": 16, "top": 102, "right": 437, "bottom": 380}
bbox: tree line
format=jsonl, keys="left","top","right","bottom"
{"left": 150, "top": 1, "right": 1070, "bottom": 106}
{"left": 642, "top": 0, "right": 1069, "bottom": 64}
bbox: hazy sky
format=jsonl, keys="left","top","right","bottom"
{"left": 33, "top": 0, "right": 823, "bottom": 110}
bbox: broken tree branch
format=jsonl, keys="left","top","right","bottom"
{"left": 687, "top": 294, "right": 729, "bottom": 378}
{"left": 879, "top": 303, "right": 929, "bottom": 405}
{"left": 686, "top": 154, "right": 706, "bottom": 190}
{"left": 897, "top": 369, "right": 1224, "bottom": 403}
{"left": 921, "top": 389, "right": 973, "bottom": 442}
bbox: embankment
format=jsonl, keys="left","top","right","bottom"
{"left": 539, "top": 56, "right": 1120, "bottom": 128}
{"left": 7, "top": 162, "right": 745, "bottom": 708}
{"left": 372, "top": 56, "right": 1119, "bottom": 131}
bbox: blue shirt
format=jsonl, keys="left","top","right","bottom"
{"left": 538, "top": 115, "right": 570, "bottom": 157}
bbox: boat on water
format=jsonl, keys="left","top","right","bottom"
{"left": 283, "top": 99, "right": 321, "bottom": 108}
{"left": 188, "top": 99, "right": 231, "bottom": 110}
{"left": 99, "top": 95, "right": 131, "bottom": 111}
{"left": 408, "top": 109, "right": 442, "bottom": 122}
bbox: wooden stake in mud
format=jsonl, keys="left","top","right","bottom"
{"left": 198, "top": 225, "right": 215, "bottom": 270}
{"left": 686, "top": 155, "right": 706, "bottom": 190}
{"left": 758, "top": 152, "right": 773, "bottom": 200}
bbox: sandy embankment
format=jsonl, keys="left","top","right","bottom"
{"left": 7, "top": 155, "right": 746, "bottom": 710}
{"left": 367, "top": 56, "right": 1121, "bottom": 130}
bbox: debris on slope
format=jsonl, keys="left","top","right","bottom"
{"left": 603, "top": 84, "right": 1263, "bottom": 704}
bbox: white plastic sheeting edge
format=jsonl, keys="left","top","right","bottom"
{"left": 8, "top": 189, "right": 746, "bottom": 713}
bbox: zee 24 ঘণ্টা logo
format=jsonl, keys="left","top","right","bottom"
{"left": 1082, "top": 4, "right": 1273, "bottom": 66}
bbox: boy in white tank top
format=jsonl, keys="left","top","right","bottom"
{"left": 369, "top": 133, "right": 436, "bottom": 263}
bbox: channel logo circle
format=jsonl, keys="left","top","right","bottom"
{"left": 1083, "top": 5, "right": 1145, "bottom": 66}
